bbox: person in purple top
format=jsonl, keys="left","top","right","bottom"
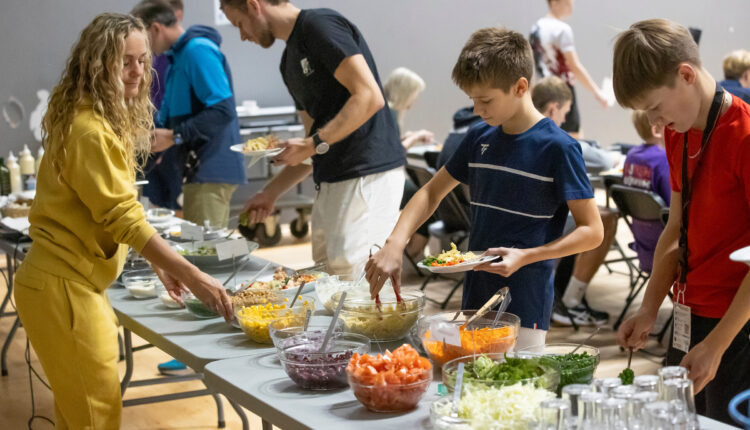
{"left": 622, "top": 110, "right": 671, "bottom": 273}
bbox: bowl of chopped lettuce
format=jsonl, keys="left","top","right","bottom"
{"left": 442, "top": 353, "right": 560, "bottom": 394}
{"left": 519, "top": 343, "right": 600, "bottom": 392}
{"left": 431, "top": 382, "right": 555, "bottom": 430}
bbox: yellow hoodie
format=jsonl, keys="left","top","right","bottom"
{"left": 23, "top": 102, "right": 157, "bottom": 291}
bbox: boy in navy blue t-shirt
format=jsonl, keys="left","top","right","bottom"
{"left": 366, "top": 28, "right": 603, "bottom": 348}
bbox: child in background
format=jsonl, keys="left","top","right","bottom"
{"left": 720, "top": 49, "right": 750, "bottom": 104}
{"left": 366, "top": 28, "right": 603, "bottom": 349}
{"left": 530, "top": 0, "right": 608, "bottom": 138}
{"left": 622, "top": 110, "right": 670, "bottom": 273}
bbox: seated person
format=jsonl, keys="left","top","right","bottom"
{"left": 436, "top": 106, "right": 483, "bottom": 169}
{"left": 621, "top": 110, "right": 671, "bottom": 273}
{"left": 720, "top": 50, "right": 750, "bottom": 104}
{"left": 384, "top": 67, "right": 435, "bottom": 258}
{"left": 384, "top": 67, "right": 435, "bottom": 149}
{"left": 533, "top": 76, "right": 618, "bottom": 326}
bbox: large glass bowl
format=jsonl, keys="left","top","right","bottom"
{"left": 269, "top": 315, "right": 344, "bottom": 352}
{"left": 441, "top": 352, "right": 560, "bottom": 393}
{"left": 338, "top": 290, "right": 424, "bottom": 342}
{"left": 278, "top": 332, "right": 370, "bottom": 390}
{"left": 122, "top": 269, "right": 160, "bottom": 299}
{"left": 519, "top": 343, "right": 600, "bottom": 391}
{"left": 347, "top": 368, "right": 432, "bottom": 412}
{"left": 418, "top": 310, "right": 520, "bottom": 366}
{"left": 234, "top": 298, "right": 315, "bottom": 344}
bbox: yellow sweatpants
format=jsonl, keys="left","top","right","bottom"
{"left": 14, "top": 261, "right": 121, "bottom": 430}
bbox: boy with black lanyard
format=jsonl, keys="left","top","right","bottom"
{"left": 614, "top": 19, "right": 750, "bottom": 424}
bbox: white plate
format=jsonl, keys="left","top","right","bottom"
{"left": 417, "top": 254, "right": 499, "bottom": 273}
{"left": 729, "top": 245, "right": 750, "bottom": 265}
{"left": 230, "top": 144, "right": 283, "bottom": 158}
{"left": 146, "top": 208, "right": 176, "bottom": 224}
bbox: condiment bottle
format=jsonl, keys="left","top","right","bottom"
{"left": 7, "top": 152, "right": 22, "bottom": 194}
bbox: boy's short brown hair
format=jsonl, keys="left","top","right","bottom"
{"left": 723, "top": 50, "right": 750, "bottom": 80}
{"left": 220, "top": 0, "right": 288, "bottom": 10}
{"left": 452, "top": 27, "right": 534, "bottom": 92}
{"left": 631, "top": 110, "right": 655, "bottom": 142}
{"left": 532, "top": 76, "right": 572, "bottom": 111}
{"left": 613, "top": 19, "right": 701, "bottom": 108}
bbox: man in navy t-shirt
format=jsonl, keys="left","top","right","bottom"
{"left": 221, "top": 0, "right": 406, "bottom": 278}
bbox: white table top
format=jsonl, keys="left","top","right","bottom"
{"left": 203, "top": 351, "right": 741, "bottom": 430}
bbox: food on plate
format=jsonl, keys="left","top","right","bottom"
{"left": 346, "top": 344, "right": 432, "bottom": 412}
{"left": 431, "top": 383, "right": 555, "bottom": 430}
{"left": 279, "top": 332, "right": 369, "bottom": 390}
{"left": 235, "top": 299, "right": 314, "bottom": 344}
{"left": 339, "top": 292, "right": 423, "bottom": 341}
{"left": 422, "top": 242, "right": 479, "bottom": 267}
{"left": 178, "top": 245, "right": 217, "bottom": 257}
{"left": 243, "top": 134, "right": 279, "bottom": 152}
{"left": 443, "top": 354, "right": 559, "bottom": 392}
{"left": 618, "top": 367, "right": 634, "bottom": 385}
{"left": 422, "top": 325, "right": 515, "bottom": 366}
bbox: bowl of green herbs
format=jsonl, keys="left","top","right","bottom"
{"left": 442, "top": 353, "right": 560, "bottom": 393}
{"left": 519, "top": 343, "right": 600, "bottom": 393}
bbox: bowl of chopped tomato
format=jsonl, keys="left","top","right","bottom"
{"left": 418, "top": 310, "right": 520, "bottom": 366}
{"left": 346, "top": 344, "right": 433, "bottom": 412}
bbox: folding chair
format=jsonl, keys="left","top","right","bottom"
{"left": 602, "top": 175, "right": 640, "bottom": 285}
{"left": 609, "top": 184, "right": 668, "bottom": 330}
{"left": 404, "top": 164, "right": 471, "bottom": 309}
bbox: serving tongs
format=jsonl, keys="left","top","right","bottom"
{"left": 461, "top": 286, "right": 510, "bottom": 330}
{"left": 365, "top": 244, "right": 403, "bottom": 313}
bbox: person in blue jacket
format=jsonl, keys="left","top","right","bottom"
{"left": 133, "top": 0, "right": 245, "bottom": 228}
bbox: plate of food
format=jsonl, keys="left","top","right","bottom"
{"left": 231, "top": 134, "right": 283, "bottom": 157}
{"left": 417, "top": 243, "right": 498, "bottom": 274}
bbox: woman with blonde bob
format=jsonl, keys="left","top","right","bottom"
{"left": 13, "top": 13, "right": 232, "bottom": 428}
{"left": 383, "top": 67, "right": 434, "bottom": 149}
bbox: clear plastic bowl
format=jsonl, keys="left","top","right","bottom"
{"left": 518, "top": 343, "right": 600, "bottom": 391}
{"left": 234, "top": 298, "right": 315, "bottom": 344}
{"left": 347, "top": 368, "right": 432, "bottom": 412}
{"left": 338, "top": 290, "right": 424, "bottom": 342}
{"left": 441, "top": 352, "right": 560, "bottom": 393}
{"left": 430, "top": 397, "right": 472, "bottom": 430}
{"left": 122, "top": 269, "right": 160, "bottom": 299}
{"left": 181, "top": 291, "right": 220, "bottom": 319}
{"left": 278, "top": 332, "right": 370, "bottom": 390}
{"left": 269, "top": 315, "right": 344, "bottom": 352}
{"left": 158, "top": 287, "right": 182, "bottom": 309}
{"left": 418, "top": 310, "right": 520, "bottom": 366}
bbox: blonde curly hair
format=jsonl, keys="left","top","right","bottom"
{"left": 42, "top": 13, "right": 154, "bottom": 177}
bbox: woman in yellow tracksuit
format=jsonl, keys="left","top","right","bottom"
{"left": 13, "top": 14, "right": 234, "bottom": 429}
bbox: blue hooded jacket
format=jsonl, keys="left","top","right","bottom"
{"left": 158, "top": 25, "right": 245, "bottom": 185}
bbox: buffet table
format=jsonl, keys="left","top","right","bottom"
{"left": 107, "top": 255, "right": 303, "bottom": 430}
{"left": 202, "top": 351, "right": 740, "bottom": 430}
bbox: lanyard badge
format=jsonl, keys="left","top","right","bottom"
{"left": 672, "top": 281, "right": 691, "bottom": 353}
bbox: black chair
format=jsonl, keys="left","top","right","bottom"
{"left": 611, "top": 142, "right": 638, "bottom": 155}
{"left": 609, "top": 184, "right": 668, "bottom": 330}
{"left": 405, "top": 164, "right": 471, "bottom": 309}
{"left": 601, "top": 174, "right": 640, "bottom": 285}
{"left": 423, "top": 150, "right": 441, "bottom": 170}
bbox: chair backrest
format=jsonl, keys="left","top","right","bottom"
{"left": 609, "top": 184, "right": 667, "bottom": 223}
{"left": 404, "top": 164, "right": 471, "bottom": 233}
{"left": 423, "top": 150, "right": 441, "bottom": 170}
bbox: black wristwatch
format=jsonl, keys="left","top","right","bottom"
{"left": 173, "top": 132, "right": 184, "bottom": 146}
{"left": 312, "top": 132, "right": 329, "bottom": 155}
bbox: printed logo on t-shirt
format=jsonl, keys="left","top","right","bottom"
{"left": 481, "top": 143, "right": 490, "bottom": 155}
{"left": 623, "top": 163, "right": 653, "bottom": 190}
{"left": 300, "top": 58, "right": 314, "bottom": 76}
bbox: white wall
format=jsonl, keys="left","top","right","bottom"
{"left": 2, "top": 0, "right": 749, "bottom": 155}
